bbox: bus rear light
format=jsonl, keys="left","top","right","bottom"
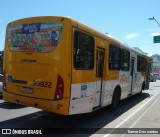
{"left": 54, "top": 75, "right": 64, "bottom": 100}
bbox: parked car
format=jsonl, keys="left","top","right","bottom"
{"left": 150, "top": 73, "right": 156, "bottom": 82}
{"left": 0, "top": 74, "right": 3, "bottom": 95}
{"left": 154, "top": 73, "right": 160, "bottom": 80}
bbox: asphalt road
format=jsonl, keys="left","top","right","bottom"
{"left": 0, "top": 80, "right": 160, "bottom": 137}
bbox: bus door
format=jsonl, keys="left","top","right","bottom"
{"left": 94, "top": 48, "right": 104, "bottom": 108}
{"left": 129, "top": 57, "right": 135, "bottom": 95}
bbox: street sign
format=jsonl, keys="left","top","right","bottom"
{"left": 153, "top": 35, "right": 160, "bottom": 43}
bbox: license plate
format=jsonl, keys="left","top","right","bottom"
{"left": 22, "top": 87, "right": 33, "bottom": 93}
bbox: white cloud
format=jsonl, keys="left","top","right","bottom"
{"left": 125, "top": 33, "right": 139, "bottom": 39}
{"left": 150, "top": 32, "right": 160, "bottom": 36}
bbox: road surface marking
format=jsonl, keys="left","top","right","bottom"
{"left": 129, "top": 94, "right": 160, "bottom": 128}
{"left": 119, "top": 94, "right": 160, "bottom": 137}
{"left": 103, "top": 93, "right": 160, "bottom": 137}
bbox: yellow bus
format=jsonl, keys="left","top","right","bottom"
{"left": 3, "top": 16, "right": 150, "bottom": 115}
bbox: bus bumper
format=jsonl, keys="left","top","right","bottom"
{"left": 3, "top": 91, "right": 70, "bottom": 115}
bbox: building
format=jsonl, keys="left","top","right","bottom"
{"left": 151, "top": 54, "right": 160, "bottom": 73}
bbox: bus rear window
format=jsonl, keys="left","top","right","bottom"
{"left": 8, "top": 22, "right": 62, "bottom": 52}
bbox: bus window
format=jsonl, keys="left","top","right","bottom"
{"left": 137, "top": 55, "right": 145, "bottom": 72}
{"left": 74, "top": 31, "right": 94, "bottom": 69}
{"left": 121, "top": 49, "right": 130, "bottom": 71}
{"left": 8, "top": 22, "right": 62, "bottom": 53}
{"left": 109, "top": 44, "right": 121, "bottom": 70}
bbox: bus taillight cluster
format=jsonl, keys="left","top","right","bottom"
{"left": 54, "top": 74, "right": 64, "bottom": 100}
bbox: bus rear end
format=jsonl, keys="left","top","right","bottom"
{"left": 3, "top": 16, "right": 71, "bottom": 115}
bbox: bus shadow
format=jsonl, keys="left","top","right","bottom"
{"left": 0, "top": 92, "right": 151, "bottom": 137}
{"left": 63, "top": 92, "right": 151, "bottom": 128}
{"left": 0, "top": 102, "right": 26, "bottom": 109}
{"left": 0, "top": 110, "right": 48, "bottom": 128}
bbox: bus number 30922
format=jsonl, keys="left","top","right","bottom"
{"left": 33, "top": 80, "right": 52, "bottom": 88}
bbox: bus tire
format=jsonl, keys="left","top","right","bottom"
{"left": 139, "top": 82, "right": 145, "bottom": 95}
{"left": 142, "top": 81, "right": 145, "bottom": 90}
{"left": 111, "top": 87, "right": 121, "bottom": 109}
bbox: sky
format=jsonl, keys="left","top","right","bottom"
{"left": 0, "top": 0, "right": 160, "bottom": 56}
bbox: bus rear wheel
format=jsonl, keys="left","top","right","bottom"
{"left": 139, "top": 82, "right": 145, "bottom": 95}
{"left": 111, "top": 88, "right": 121, "bottom": 109}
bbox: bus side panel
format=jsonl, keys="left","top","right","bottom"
{"left": 99, "top": 42, "right": 120, "bottom": 107}
{"left": 69, "top": 82, "right": 94, "bottom": 114}
{"left": 69, "top": 29, "right": 122, "bottom": 114}
{"left": 69, "top": 30, "right": 121, "bottom": 114}
{"left": 119, "top": 71, "right": 130, "bottom": 99}
{"left": 69, "top": 28, "right": 96, "bottom": 114}
{"left": 101, "top": 80, "right": 119, "bottom": 106}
